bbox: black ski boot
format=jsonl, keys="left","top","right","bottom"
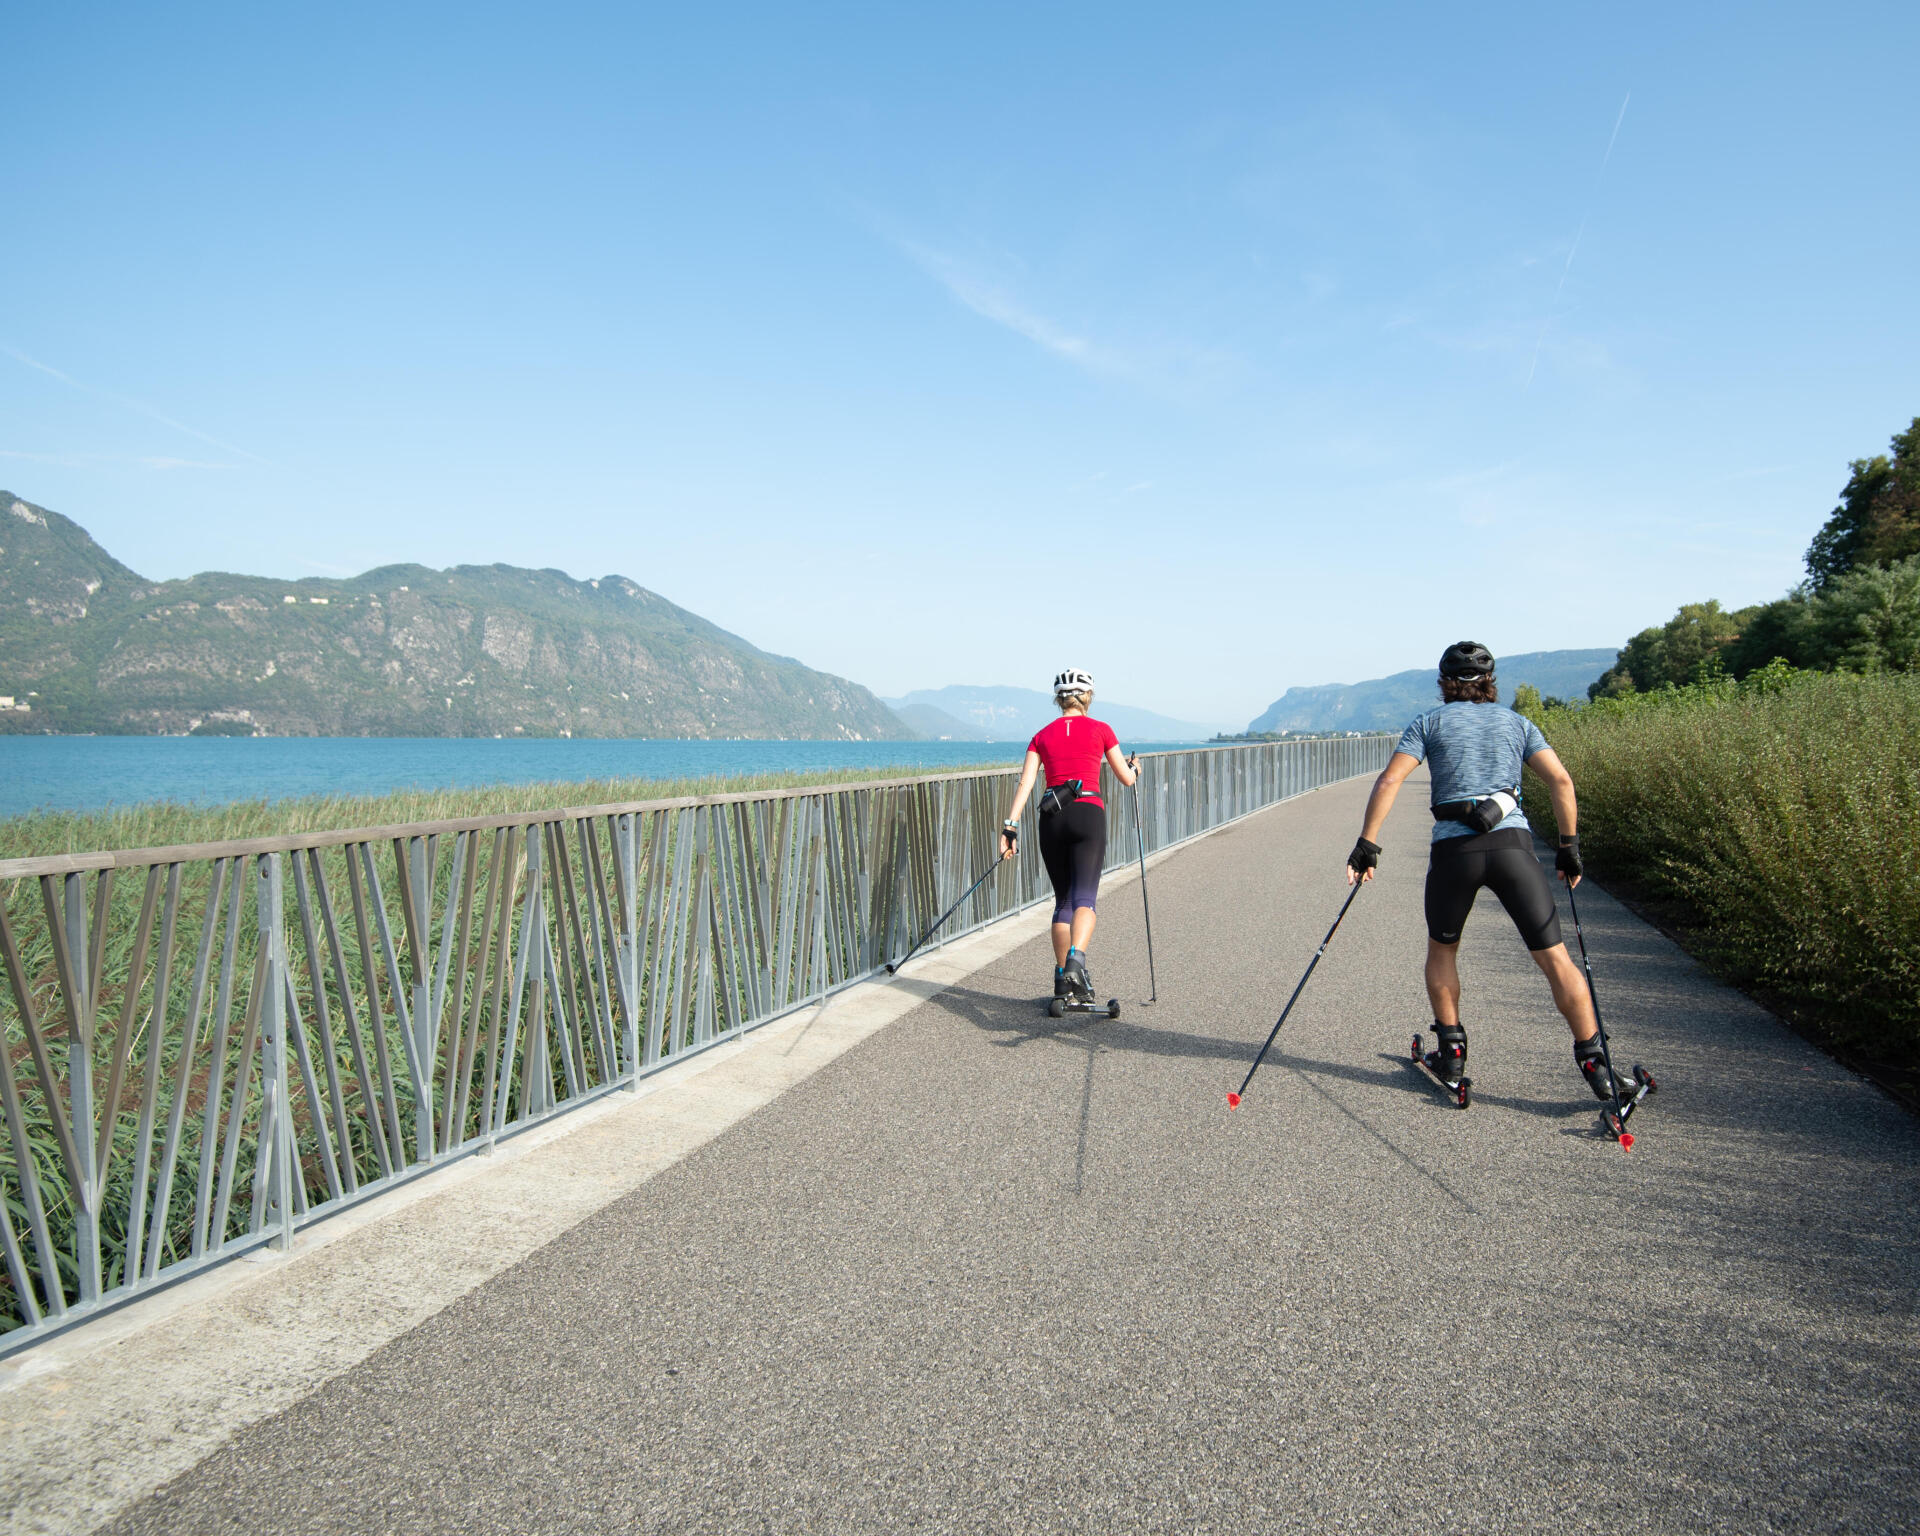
{"left": 1574, "top": 1033, "right": 1628, "bottom": 1101}
{"left": 1410, "top": 1021, "right": 1472, "bottom": 1107}
{"left": 1575, "top": 1031, "right": 1660, "bottom": 1145}
{"left": 1062, "top": 948, "right": 1093, "bottom": 1004}
{"left": 1047, "top": 948, "right": 1120, "bottom": 1020}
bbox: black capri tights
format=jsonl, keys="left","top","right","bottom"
{"left": 1424, "top": 828, "right": 1564, "bottom": 952}
{"left": 1039, "top": 801, "right": 1107, "bottom": 926}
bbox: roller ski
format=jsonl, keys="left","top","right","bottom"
{"left": 1577, "top": 1032, "right": 1657, "bottom": 1146}
{"left": 1047, "top": 948, "right": 1121, "bottom": 1020}
{"left": 1565, "top": 882, "right": 1659, "bottom": 1149}
{"left": 1410, "top": 1022, "right": 1472, "bottom": 1108}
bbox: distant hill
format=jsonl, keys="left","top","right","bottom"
{"left": 1247, "top": 649, "right": 1619, "bottom": 734}
{"left": 0, "top": 491, "right": 910, "bottom": 740}
{"left": 886, "top": 686, "right": 1223, "bottom": 743}
{"left": 889, "top": 700, "right": 998, "bottom": 741}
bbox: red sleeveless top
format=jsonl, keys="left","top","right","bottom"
{"left": 1027, "top": 715, "right": 1118, "bottom": 809}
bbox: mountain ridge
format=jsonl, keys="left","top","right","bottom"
{"left": 0, "top": 492, "right": 909, "bottom": 740}
{"left": 884, "top": 686, "right": 1223, "bottom": 743}
{"left": 1247, "top": 649, "right": 1619, "bottom": 734}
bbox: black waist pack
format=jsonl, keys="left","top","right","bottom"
{"left": 1038, "top": 779, "right": 1084, "bottom": 816}
{"left": 1432, "top": 789, "right": 1519, "bottom": 834}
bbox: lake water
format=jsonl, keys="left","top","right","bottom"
{"left": 0, "top": 737, "right": 1064, "bottom": 818}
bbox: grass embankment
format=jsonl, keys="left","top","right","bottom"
{"left": 0, "top": 762, "right": 1011, "bottom": 865}
{"left": 1525, "top": 668, "right": 1920, "bottom": 1096}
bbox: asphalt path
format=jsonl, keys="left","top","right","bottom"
{"left": 105, "top": 772, "right": 1920, "bottom": 1535}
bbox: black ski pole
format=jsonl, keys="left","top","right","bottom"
{"left": 1227, "top": 882, "right": 1363, "bottom": 1109}
{"left": 1128, "top": 765, "right": 1157, "bottom": 1003}
{"left": 1564, "top": 879, "right": 1634, "bottom": 1147}
{"left": 884, "top": 856, "right": 1005, "bottom": 976}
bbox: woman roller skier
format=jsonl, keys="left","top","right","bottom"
{"left": 1344, "top": 642, "right": 1641, "bottom": 1111}
{"left": 1001, "top": 669, "right": 1141, "bottom": 1008}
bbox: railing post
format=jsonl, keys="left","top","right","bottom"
{"left": 620, "top": 813, "right": 641, "bottom": 1085}
{"left": 256, "top": 853, "right": 296, "bottom": 1252}
{"left": 890, "top": 796, "right": 911, "bottom": 961}
{"left": 408, "top": 835, "right": 434, "bottom": 1163}
{"left": 62, "top": 874, "right": 102, "bottom": 1307}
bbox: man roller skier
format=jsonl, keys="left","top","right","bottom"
{"left": 1343, "top": 642, "right": 1634, "bottom": 1105}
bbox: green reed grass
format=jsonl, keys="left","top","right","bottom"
{"left": 1526, "top": 669, "right": 1920, "bottom": 1078}
{"left": 0, "top": 761, "right": 1014, "bottom": 865}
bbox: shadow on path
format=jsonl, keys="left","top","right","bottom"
{"left": 932, "top": 980, "right": 1255, "bottom": 1064}
{"left": 1073, "top": 1033, "right": 1100, "bottom": 1197}
{"left": 1274, "top": 1059, "right": 1482, "bottom": 1215}
{"left": 1296, "top": 1049, "right": 1597, "bottom": 1123}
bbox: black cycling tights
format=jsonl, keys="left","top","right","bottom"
{"left": 1424, "top": 828, "right": 1564, "bottom": 952}
{"left": 1039, "top": 800, "right": 1107, "bottom": 926}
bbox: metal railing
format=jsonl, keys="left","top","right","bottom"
{"left": 0, "top": 734, "right": 1392, "bottom": 1349}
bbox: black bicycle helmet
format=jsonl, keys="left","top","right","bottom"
{"left": 1439, "top": 641, "right": 1495, "bottom": 679}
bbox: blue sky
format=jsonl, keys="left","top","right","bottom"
{"left": 3, "top": 1, "right": 1915, "bottom": 727}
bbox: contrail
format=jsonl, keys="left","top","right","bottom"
{"left": 1596, "top": 90, "right": 1632, "bottom": 174}
{"left": 2, "top": 343, "right": 268, "bottom": 464}
{"left": 1526, "top": 90, "right": 1631, "bottom": 390}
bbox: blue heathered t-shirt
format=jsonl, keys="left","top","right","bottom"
{"left": 1395, "top": 701, "right": 1551, "bottom": 842}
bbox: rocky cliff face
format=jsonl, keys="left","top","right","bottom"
{"left": 0, "top": 494, "right": 908, "bottom": 740}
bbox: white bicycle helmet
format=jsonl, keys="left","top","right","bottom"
{"left": 1052, "top": 668, "right": 1095, "bottom": 698}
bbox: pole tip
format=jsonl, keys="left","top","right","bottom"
{"left": 1226, "top": 1092, "right": 1241, "bottom": 1109}
{"left": 884, "top": 964, "right": 896, "bottom": 975}
{"left": 1619, "top": 1132, "right": 1634, "bottom": 1150}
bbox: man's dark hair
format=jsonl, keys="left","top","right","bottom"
{"left": 1439, "top": 674, "right": 1498, "bottom": 704}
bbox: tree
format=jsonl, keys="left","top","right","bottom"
{"left": 1589, "top": 416, "right": 1920, "bottom": 693}
{"left": 1588, "top": 600, "right": 1745, "bottom": 696}
{"left": 1663, "top": 601, "right": 1746, "bottom": 683}
{"left": 1722, "top": 593, "right": 1817, "bottom": 677}
{"left": 1589, "top": 625, "right": 1666, "bottom": 696}
{"left": 1805, "top": 417, "right": 1920, "bottom": 589}
{"left": 1808, "top": 552, "right": 1920, "bottom": 672}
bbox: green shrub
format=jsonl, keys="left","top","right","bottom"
{"left": 1530, "top": 670, "right": 1920, "bottom": 1075}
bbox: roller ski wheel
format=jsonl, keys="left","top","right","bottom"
{"left": 1048, "top": 995, "right": 1122, "bottom": 1020}
{"left": 1598, "top": 1064, "right": 1659, "bottom": 1149}
{"left": 1409, "top": 1031, "right": 1471, "bottom": 1110}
